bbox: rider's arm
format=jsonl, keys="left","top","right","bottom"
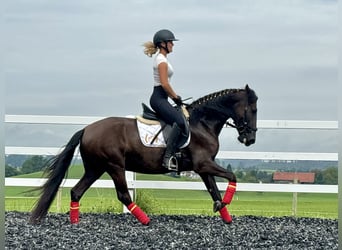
{"left": 158, "top": 62, "right": 178, "bottom": 99}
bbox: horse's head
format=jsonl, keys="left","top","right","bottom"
{"left": 229, "top": 85, "right": 258, "bottom": 146}
{"left": 188, "top": 85, "right": 258, "bottom": 146}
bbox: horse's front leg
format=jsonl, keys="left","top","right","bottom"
{"left": 196, "top": 161, "right": 237, "bottom": 223}
{"left": 199, "top": 174, "right": 224, "bottom": 212}
{"left": 199, "top": 173, "right": 234, "bottom": 224}
{"left": 199, "top": 161, "right": 237, "bottom": 204}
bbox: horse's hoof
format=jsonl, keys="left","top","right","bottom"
{"left": 29, "top": 218, "right": 41, "bottom": 225}
{"left": 223, "top": 220, "right": 232, "bottom": 224}
{"left": 213, "top": 200, "right": 223, "bottom": 212}
{"left": 141, "top": 218, "right": 150, "bottom": 226}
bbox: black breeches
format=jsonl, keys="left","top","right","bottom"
{"left": 150, "top": 86, "right": 186, "bottom": 131}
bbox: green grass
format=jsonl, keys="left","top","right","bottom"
{"left": 5, "top": 165, "right": 338, "bottom": 219}
{"left": 5, "top": 188, "right": 337, "bottom": 219}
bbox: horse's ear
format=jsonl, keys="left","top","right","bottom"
{"left": 245, "top": 84, "right": 258, "bottom": 103}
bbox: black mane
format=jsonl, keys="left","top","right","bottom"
{"left": 188, "top": 88, "right": 241, "bottom": 112}
{"left": 188, "top": 86, "right": 257, "bottom": 111}
{"left": 187, "top": 86, "right": 257, "bottom": 125}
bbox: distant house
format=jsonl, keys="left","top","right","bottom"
{"left": 273, "top": 172, "right": 315, "bottom": 184}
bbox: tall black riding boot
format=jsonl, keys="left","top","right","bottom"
{"left": 162, "top": 123, "right": 181, "bottom": 171}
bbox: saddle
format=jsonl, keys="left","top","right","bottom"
{"left": 140, "top": 103, "right": 189, "bottom": 121}
{"left": 136, "top": 103, "right": 190, "bottom": 149}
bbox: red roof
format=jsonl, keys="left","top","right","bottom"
{"left": 273, "top": 172, "right": 315, "bottom": 183}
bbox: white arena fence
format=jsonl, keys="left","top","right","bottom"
{"left": 4, "top": 115, "right": 338, "bottom": 213}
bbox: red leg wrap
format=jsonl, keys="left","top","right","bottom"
{"left": 70, "top": 201, "right": 80, "bottom": 224}
{"left": 222, "top": 182, "right": 236, "bottom": 204}
{"left": 219, "top": 206, "right": 232, "bottom": 224}
{"left": 127, "top": 202, "right": 150, "bottom": 225}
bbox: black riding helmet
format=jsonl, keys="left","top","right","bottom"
{"left": 153, "top": 29, "right": 178, "bottom": 53}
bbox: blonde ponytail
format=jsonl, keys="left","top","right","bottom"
{"left": 143, "top": 41, "right": 158, "bottom": 57}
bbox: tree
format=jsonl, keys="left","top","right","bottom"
{"left": 322, "top": 167, "right": 337, "bottom": 185}
{"left": 256, "top": 171, "right": 272, "bottom": 183}
{"left": 5, "top": 165, "right": 20, "bottom": 177}
{"left": 21, "top": 155, "right": 48, "bottom": 174}
{"left": 226, "top": 164, "right": 233, "bottom": 172}
{"left": 235, "top": 170, "right": 244, "bottom": 181}
{"left": 312, "top": 169, "right": 324, "bottom": 184}
{"left": 242, "top": 169, "right": 258, "bottom": 183}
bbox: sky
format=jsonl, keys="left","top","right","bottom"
{"left": 4, "top": 0, "right": 338, "bottom": 154}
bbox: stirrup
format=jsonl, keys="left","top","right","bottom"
{"left": 164, "top": 156, "right": 178, "bottom": 171}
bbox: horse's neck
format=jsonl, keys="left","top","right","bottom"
{"left": 190, "top": 110, "right": 228, "bottom": 138}
{"left": 203, "top": 117, "right": 227, "bottom": 137}
{"left": 189, "top": 92, "right": 239, "bottom": 136}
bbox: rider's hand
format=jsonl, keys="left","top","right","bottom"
{"left": 172, "top": 96, "right": 183, "bottom": 106}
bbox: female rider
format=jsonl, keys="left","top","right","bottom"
{"left": 143, "top": 29, "right": 185, "bottom": 170}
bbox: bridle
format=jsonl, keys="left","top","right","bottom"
{"left": 225, "top": 106, "right": 257, "bottom": 134}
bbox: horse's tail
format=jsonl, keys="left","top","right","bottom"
{"left": 29, "top": 129, "right": 85, "bottom": 224}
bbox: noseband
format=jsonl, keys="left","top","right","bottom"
{"left": 226, "top": 106, "right": 257, "bottom": 134}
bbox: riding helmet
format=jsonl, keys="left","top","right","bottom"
{"left": 153, "top": 29, "right": 179, "bottom": 46}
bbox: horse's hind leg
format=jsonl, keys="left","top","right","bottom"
{"left": 106, "top": 166, "right": 150, "bottom": 225}
{"left": 69, "top": 164, "right": 105, "bottom": 224}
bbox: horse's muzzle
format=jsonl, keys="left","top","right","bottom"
{"left": 238, "top": 132, "right": 256, "bottom": 146}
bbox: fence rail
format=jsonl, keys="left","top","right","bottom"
{"left": 4, "top": 146, "right": 338, "bottom": 162}
{"left": 4, "top": 177, "right": 338, "bottom": 193}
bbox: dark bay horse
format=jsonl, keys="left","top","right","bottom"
{"left": 30, "top": 85, "right": 258, "bottom": 225}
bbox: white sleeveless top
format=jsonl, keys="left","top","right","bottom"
{"left": 153, "top": 53, "right": 174, "bottom": 86}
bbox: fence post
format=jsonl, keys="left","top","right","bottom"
{"left": 292, "top": 179, "right": 298, "bottom": 216}
{"left": 123, "top": 171, "right": 135, "bottom": 213}
{"left": 57, "top": 187, "right": 62, "bottom": 213}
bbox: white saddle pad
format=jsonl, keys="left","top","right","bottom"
{"left": 136, "top": 120, "right": 190, "bottom": 148}
{"left": 137, "top": 120, "right": 166, "bottom": 147}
